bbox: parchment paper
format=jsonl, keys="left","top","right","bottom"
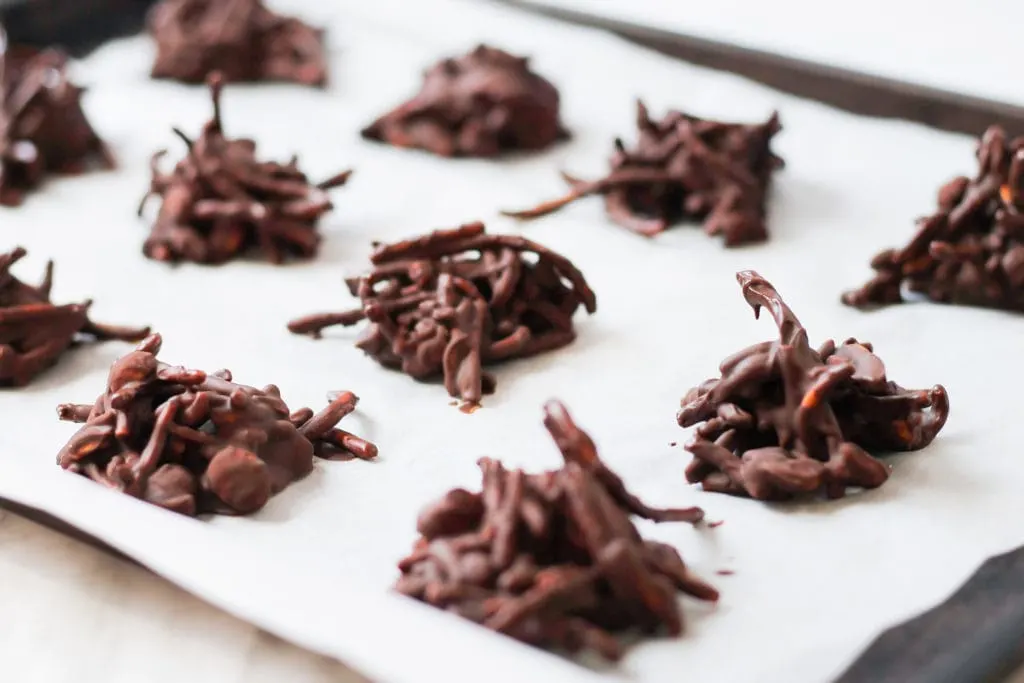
{"left": 518, "top": 0, "right": 1024, "bottom": 107}
{"left": 0, "top": 1, "right": 1018, "bottom": 682}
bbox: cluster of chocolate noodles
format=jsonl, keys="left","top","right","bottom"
{"left": 397, "top": 401, "right": 713, "bottom": 660}
{"left": 57, "top": 334, "right": 376, "bottom": 517}
{"left": 506, "top": 102, "right": 783, "bottom": 246}
{"left": 288, "top": 222, "right": 597, "bottom": 407}
{"left": 148, "top": 0, "right": 327, "bottom": 87}
{"left": 0, "top": 247, "right": 148, "bottom": 386}
{"left": 139, "top": 75, "right": 351, "bottom": 265}
{"left": 844, "top": 126, "right": 1024, "bottom": 312}
{"left": 0, "top": 41, "right": 113, "bottom": 206}
{"left": 679, "top": 271, "right": 949, "bottom": 501}
{"left": 362, "top": 45, "right": 568, "bottom": 158}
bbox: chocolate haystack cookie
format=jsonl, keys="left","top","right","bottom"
{"left": 844, "top": 126, "right": 1024, "bottom": 311}
{"left": 288, "top": 222, "right": 596, "bottom": 408}
{"left": 139, "top": 74, "right": 351, "bottom": 265}
{"left": 505, "top": 102, "right": 782, "bottom": 245}
{"left": 361, "top": 45, "right": 568, "bottom": 158}
{"left": 397, "top": 400, "right": 713, "bottom": 660}
{"left": 0, "top": 247, "right": 148, "bottom": 386}
{"left": 678, "top": 271, "right": 949, "bottom": 501}
{"left": 148, "top": 0, "right": 327, "bottom": 87}
{"left": 57, "top": 333, "right": 377, "bottom": 517}
{"left": 0, "top": 42, "right": 113, "bottom": 206}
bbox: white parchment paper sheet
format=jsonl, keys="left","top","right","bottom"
{"left": 0, "top": 1, "right": 1019, "bottom": 682}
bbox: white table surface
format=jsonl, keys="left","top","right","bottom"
{"left": 5, "top": 3, "right": 1024, "bottom": 682}
{"left": 0, "top": 512, "right": 367, "bottom": 683}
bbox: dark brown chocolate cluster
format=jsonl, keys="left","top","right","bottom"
{"left": 397, "top": 400, "right": 713, "bottom": 660}
{"left": 288, "top": 222, "right": 596, "bottom": 407}
{"left": 844, "top": 126, "right": 1024, "bottom": 311}
{"left": 0, "top": 247, "right": 149, "bottom": 386}
{"left": 362, "top": 45, "right": 568, "bottom": 158}
{"left": 138, "top": 75, "right": 351, "bottom": 265}
{"left": 56, "top": 333, "right": 377, "bottom": 517}
{"left": 505, "top": 102, "right": 782, "bottom": 245}
{"left": 0, "top": 44, "right": 113, "bottom": 206}
{"left": 148, "top": 0, "right": 327, "bottom": 87}
{"left": 678, "top": 271, "right": 949, "bottom": 501}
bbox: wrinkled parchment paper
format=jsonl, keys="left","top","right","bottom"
{"left": 1, "top": 1, "right": 1019, "bottom": 682}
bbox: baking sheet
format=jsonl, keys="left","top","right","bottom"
{"left": 0, "top": 1, "right": 1019, "bottom": 682}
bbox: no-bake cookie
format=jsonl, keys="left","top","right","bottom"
{"left": 362, "top": 45, "right": 567, "bottom": 157}
{"left": 0, "top": 247, "right": 147, "bottom": 386}
{"left": 397, "top": 400, "right": 712, "bottom": 660}
{"left": 139, "top": 75, "right": 351, "bottom": 265}
{"left": 57, "top": 333, "right": 376, "bottom": 516}
{"left": 506, "top": 102, "right": 782, "bottom": 245}
{"left": 679, "top": 271, "right": 949, "bottom": 500}
{"left": 844, "top": 126, "right": 1024, "bottom": 311}
{"left": 288, "top": 222, "right": 596, "bottom": 408}
{"left": 0, "top": 44, "right": 113, "bottom": 206}
{"left": 148, "top": 0, "right": 327, "bottom": 87}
